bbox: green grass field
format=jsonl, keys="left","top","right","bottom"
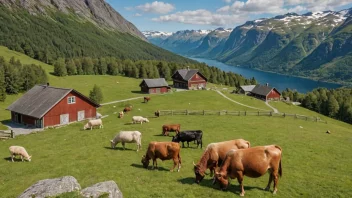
{"left": 1, "top": 46, "right": 352, "bottom": 197}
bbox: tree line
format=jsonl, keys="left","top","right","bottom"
{"left": 282, "top": 88, "right": 352, "bottom": 124}
{"left": 0, "top": 56, "right": 48, "bottom": 102}
{"left": 53, "top": 57, "right": 257, "bottom": 87}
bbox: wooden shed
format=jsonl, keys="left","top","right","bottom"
{"left": 250, "top": 84, "right": 281, "bottom": 101}
{"left": 172, "top": 67, "right": 207, "bottom": 90}
{"left": 239, "top": 85, "right": 256, "bottom": 95}
{"left": 139, "top": 78, "right": 170, "bottom": 94}
{"left": 6, "top": 84, "right": 100, "bottom": 128}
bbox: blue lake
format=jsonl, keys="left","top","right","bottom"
{"left": 191, "top": 57, "right": 342, "bottom": 93}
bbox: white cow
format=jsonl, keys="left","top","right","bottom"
{"left": 110, "top": 131, "right": 142, "bottom": 151}
{"left": 132, "top": 116, "right": 149, "bottom": 125}
{"left": 9, "top": 146, "right": 32, "bottom": 162}
{"left": 83, "top": 119, "right": 103, "bottom": 130}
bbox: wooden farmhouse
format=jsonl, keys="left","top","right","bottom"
{"left": 6, "top": 84, "right": 100, "bottom": 128}
{"left": 239, "top": 85, "right": 256, "bottom": 95}
{"left": 171, "top": 68, "right": 207, "bottom": 90}
{"left": 139, "top": 78, "right": 170, "bottom": 94}
{"left": 250, "top": 84, "right": 281, "bottom": 101}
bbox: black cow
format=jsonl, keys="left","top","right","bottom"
{"left": 172, "top": 130, "right": 203, "bottom": 148}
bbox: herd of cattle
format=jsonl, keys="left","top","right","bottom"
{"left": 8, "top": 96, "right": 283, "bottom": 196}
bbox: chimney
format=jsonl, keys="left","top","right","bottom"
{"left": 46, "top": 82, "right": 50, "bottom": 87}
{"left": 266, "top": 83, "right": 269, "bottom": 86}
{"left": 187, "top": 66, "right": 190, "bottom": 70}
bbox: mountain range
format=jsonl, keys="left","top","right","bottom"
{"left": 0, "top": 0, "right": 192, "bottom": 64}
{"left": 143, "top": 9, "right": 352, "bottom": 84}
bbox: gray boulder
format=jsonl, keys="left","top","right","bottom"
{"left": 18, "top": 176, "right": 81, "bottom": 198}
{"left": 80, "top": 181, "right": 123, "bottom": 198}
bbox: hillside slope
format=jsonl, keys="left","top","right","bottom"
{"left": 0, "top": 0, "right": 193, "bottom": 64}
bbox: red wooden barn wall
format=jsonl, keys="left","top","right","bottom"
{"left": 43, "top": 92, "right": 97, "bottom": 127}
{"left": 188, "top": 73, "right": 207, "bottom": 88}
{"left": 267, "top": 89, "right": 281, "bottom": 100}
{"left": 148, "top": 87, "right": 168, "bottom": 94}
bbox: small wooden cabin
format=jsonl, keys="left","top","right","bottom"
{"left": 6, "top": 84, "right": 100, "bottom": 128}
{"left": 139, "top": 78, "right": 170, "bottom": 94}
{"left": 239, "top": 85, "right": 256, "bottom": 95}
{"left": 171, "top": 67, "right": 207, "bottom": 90}
{"left": 250, "top": 84, "right": 281, "bottom": 101}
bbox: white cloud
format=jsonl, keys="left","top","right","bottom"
{"left": 124, "top": 7, "right": 133, "bottom": 11}
{"left": 152, "top": 9, "right": 247, "bottom": 26}
{"left": 136, "top": 1, "right": 175, "bottom": 14}
{"left": 285, "top": 0, "right": 352, "bottom": 11}
{"left": 134, "top": 13, "right": 142, "bottom": 17}
{"left": 223, "top": 0, "right": 232, "bottom": 3}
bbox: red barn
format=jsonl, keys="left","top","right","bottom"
{"left": 250, "top": 84, "right": 281, "bottom": 101}
{"left": 139, "top": 78, "right": 170, "bottom": 94}
{"left": 6, "top": 84, "right": 100, "bottom": 128}
{"left": 172, "top": 68, "right": 207, "bottom": 90}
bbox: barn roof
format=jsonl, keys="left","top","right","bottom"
{"left": 172, "top": 69, "right": 208, "bottom": 81}
{"left": 251, "top": 84, "right": 281, "bottom": 96}
{"left": 6, "top": 85, "right": 100, "bottom": 119}
{"left": 140, "top": 78, "right": 169, "bottom": 88}
{"left": 240, "top": 85, "right": 256, "bottom": 92}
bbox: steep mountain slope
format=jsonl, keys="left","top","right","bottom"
{"left": 0, "top": 0, "right": 193, "bottom": 64}
{"left": 189, "top": 28, "right": 232, "bottom": 58}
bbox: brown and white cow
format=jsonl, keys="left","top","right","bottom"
{"left": 141, "top": 142, "right": 182, "bottom": 172}
{"left": 213, "top": 145, "right": 282, "bottom": 196}
{"left": 123, "top": 106, "right": 133, "bottom": 113}
{"left": 193, "top": 139, "right": 250, "bottom": 184}
{"left": 144, "top": 96, "right": 151, "bottom": 103}
{"left": 162, "top": 124, "right": 181, "bottom": 136}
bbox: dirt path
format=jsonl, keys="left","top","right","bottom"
{"left": 265, "top": 101, "right": 279, "bottom": 113}
{"left": 215, "top": 91, "right": 268, "bottom": 111}
{"left": 100, "top": 96, "right": 144, "bottom": 106}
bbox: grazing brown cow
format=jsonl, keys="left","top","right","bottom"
{"left": 141, "top": 142, "right": 182, "bottom": 172}
{"left": 213, "top": 145, "right": 282, "bottom": 196}
{"left": 144, "top": 96, "right": 151, "bottom": 103}
{"left": 123, "top": 106, "right": 133, "bottom": 113}
{"left": 162, "top": 124, "right": 181, "bottom": 136}
{"left": 193, "top": 139, "right": 250, "bottom": 184}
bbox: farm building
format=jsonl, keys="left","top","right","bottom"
{"left": 172, "top": 67, "right": 207, "bottom": 90}
{"left": 239, "top": 85, "right": 256, "bottom": 95}
{"left": 139, "top": 78, "right": 170, "bottom": 94}
{"left": 6, "top": 84, "right": 100, "bottom": 128}
{"left": 250, "top": 83, "right": 281, "bottom": 101}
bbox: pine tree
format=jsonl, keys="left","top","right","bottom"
{"left": 0, "top": 65, "right": 6, "bottom": 102}
{"left": 327, "top": 95, "right": 339, "bottom": 117}
{"left": 54, "top": 58, "right": 67, "bottom": 76}
{"left": 89, "top": 84, "right": 103, "bottom": 104}
{"left": 82, "top": 57, "right": 94, "bottom": 75}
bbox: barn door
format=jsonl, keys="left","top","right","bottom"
{"left": 60, "top": 114, "right": 69, "bottom": 125}
{"left": 156, "top": 88, "right": 160, "bottom": 93}
{"left": 77, "top": 110, "right": 85, "bottom": 121}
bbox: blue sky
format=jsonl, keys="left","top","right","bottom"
{"left": 107, "top": 0, "right": 352, "bottom": 32}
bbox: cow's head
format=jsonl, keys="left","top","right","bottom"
{"left": 141, "top": 155, "right": 149, "bottom": 168}
{"left": 110, "top": 140, "right": 116, "bottom": 149}
{"left": 193, "top": 162, "right": 205, "bottom": 184}
{"left": 27, "top": 155, "right": 32, "bottom": 162}
{"left": 213, "top": 171, "right": 229, "bottom": 190}
{"left": 144, "top": 118, "right": 149, "bottom": 123}
{"left": 172, "top": 135, "right": 179, "bottom": 142}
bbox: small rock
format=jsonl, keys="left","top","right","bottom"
{"left": 81, "top": 181, "right": 123, "bottom": 198}
{"left": 326, "top": 130, "right": 331, "bottom": 134}
{"left": 299, "top": 126, "right": 303, "bottom": 129}
{"left": 18, "top": 176, "right": 81, "bottom": 198}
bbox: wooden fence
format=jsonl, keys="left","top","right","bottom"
{"left": 158, "top": 110, "right": 327, "bottom": 124}
{"left": 0, "top": 130, "right": 15, "bottom": 139}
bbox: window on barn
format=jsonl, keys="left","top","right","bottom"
{"left": 68, "top": 96, "right": 76, "bottom": 104}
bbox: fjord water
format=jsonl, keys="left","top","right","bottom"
{"left": 192, "top": 58, "right": 342, "bottom": 93}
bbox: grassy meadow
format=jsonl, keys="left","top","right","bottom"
{"left": 0, "top": 46, "right": 352, "bottom": 197}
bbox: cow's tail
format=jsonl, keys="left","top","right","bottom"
{"left": 279, "top": 158, "right": 282, "bottom": 177}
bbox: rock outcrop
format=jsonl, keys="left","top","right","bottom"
{"left": 80, "top": 181, "right": 123, "bottom": 198}
{"left": 18, "top": 176, "right": 81, "bottom": 198}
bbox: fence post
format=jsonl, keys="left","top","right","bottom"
{"left": 11, "top": 130, "right": 14, "bottom": 138}
{"left": 315, "top": 117, "right": 318, "bottom": 122}
{"left": 258, "top": 111, "right": 259, "bottom": 116}
{"left": 238, "top": 111, "right": 240, "bottom": 116}
{"left": 203, "top": 110, "right": 205, "bottom": 116}
{"left": 270, "top": 111, "right": 272, "bottom": 116}
{"left": 245, "top": 111, "right": 247, "bottom": 116}
{"left": 186, "top": 110, "right": 188, "bottom": 115}
{"left": 171, "top": 110, "right": 173, "bottom": 116}
{"left": 306, "top": 116, "right": 308, "bottom": 121}
{"left": 295, "top": 114, "right": 297, "bottom": 119}
{"left": 283, "top": 113, "right": 286, "bottom": 118}
{"left": 219, "top": 111, "right": 221, "bottom": 116}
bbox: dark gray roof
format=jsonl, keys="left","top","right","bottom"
{"left": 6, "top": 85, "right": 100, "bottom": 119}
{"left": 251, "top": 84, "right": 280, "bottom": 96}
{"left": 177, "top": 69, "right": 199, "bottom": 81}
{"left": 140, "top": 78, "right": 168, "bottom": 88}
{"left": 240, "top": 85, "right": 256, "bottom": 92}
